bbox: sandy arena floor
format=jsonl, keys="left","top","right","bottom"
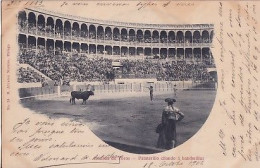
{"left": 21, "top": 90, "right": 216, "bottom": 152}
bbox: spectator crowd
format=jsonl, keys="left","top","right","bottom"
{"left": 18, "top": 48, "right": 211, "bottom": 84}
{"left": 18, "top": 67, "right": 44, "bottom": 83}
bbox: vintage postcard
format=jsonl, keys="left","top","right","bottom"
{"left": 1, "top": 0, "right": 260, "bottom": 167}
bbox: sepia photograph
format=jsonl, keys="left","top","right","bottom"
{"left": 3, "top": 1, "right": 259, "bottom": 167}
{"left": 17, "top": 8, "right": 217, "bottom": 154}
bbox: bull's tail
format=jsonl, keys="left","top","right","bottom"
{"left": 70, "top": 97, "right": 72, "bottom": 104}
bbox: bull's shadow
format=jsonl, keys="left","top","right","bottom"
{"left": 70, "top": 91, "right": 94, "bottom": 105}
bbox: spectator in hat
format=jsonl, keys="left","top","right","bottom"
{"left": 157, "top": 98, "right": 184, "bottom": 149}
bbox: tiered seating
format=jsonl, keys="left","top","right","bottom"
{"left": 18, "top": 67, "right": 44, "bottom": 83}
{"left": 18, "top": 49, "right": 211, "bottom": 84}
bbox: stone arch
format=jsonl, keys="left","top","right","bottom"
{"left": 97, "top": 26, "right": 104, "bottom": 40}
{"left": 144, "top": 30, "right": 151, "bottom": 43}
{"left": 193, "top": 31, "right": 201, "bottom": 43}
{"left": 18, "top": 11, "right": 27, "bottom": 32}
{"left": 72, "top": 22, "right": 80, "bottom": 37}
{"left": 168, "top": 31, "right": 175, "bottom": 43}
{"left": 105, "top": 27, "right": 112, "bottom": 40}
{"left": 160, "top": 31, "right": 167, "bottom": 43}
{"left": 152, "top": 30, "right": 159, "bottom": 43}
{"left": 28, "top": 12, "right": 36, "bottom": 34}
{"left": 46, "top": 17, "right": 54, "bottom": 35}
{"left": 89, "top": 25, "right": 96, "bottom": 39}
{"left": 55, "top": 19, "right": 63, "bottom": 37}
{"left": 176, "top": 31, "right": 184, "bottom": 43}
{"left": 113, "top": 28, "right": 120, "bottom": 41}
{"left": 64, "top": 20, "right": 71, "bottom": 37}
{"left": 137, "top": 30, "right": 143, "bottom": 42}
{"left": 185, "top": 31, "right": 192, "bottom": 43}
{"left": 129, "top": 29, "right": 135, "bottom": 42}
{"left": 202, "top": 30, "right": 209, "bottom": 43}
{"left": 121, "top": 28, "right": 128, "bottom": 41}
{"left": 81, "top": 24, "right": 88, "bottom": 38}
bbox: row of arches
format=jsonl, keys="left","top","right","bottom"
{"left": 19, "top": 11, "right": 214, "bottom": 43}
{"left": 19, "top": 34, "right": 212, "bottom": 60}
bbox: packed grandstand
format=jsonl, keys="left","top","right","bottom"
{"left": 17, "top": 8, "right": 215, "bottom": 85}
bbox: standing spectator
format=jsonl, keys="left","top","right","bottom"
{"left": 173, "top": 84, "right": 177, "bottom": 97}
{"left": 147, "top": 86, "right": 153, "bottom": 101}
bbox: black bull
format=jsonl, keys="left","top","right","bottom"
{"left": 70, "top": 91, "right": 94, "bottom": 105}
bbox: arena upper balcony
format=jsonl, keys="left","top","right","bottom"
{"left": 18, "top": 8, "right": 214, "bottom": 62}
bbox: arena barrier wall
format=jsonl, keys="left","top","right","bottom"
{"left": 74, "top": 81, "right": 194, "bottom": 93}
{"left": 19, "top": 86, "right": 59, "bottom": 99}
{"left": 18, "top": 81, "right": 216, "bottom": 99}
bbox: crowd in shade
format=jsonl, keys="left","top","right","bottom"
{"left": 72, "top": 56, "right": 115, "bottom": 82}
{"left": 18, "top": 48, "right": 211, "bottom": 84}
{"left": 120, "top": 60, "right": 163, "bottom": 79}
{"left": 161, "top": 61, "right": 210, "bottom": 81}
{"left": 18, "top": 67, "right": 44, "bottom": 83}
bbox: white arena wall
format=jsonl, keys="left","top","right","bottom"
{"left": 18, "top": 80, "right": 216, "bottom": 99}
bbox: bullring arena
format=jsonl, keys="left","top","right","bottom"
{"left": 18, "top": 8, "right": 217, "bottom": 153}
